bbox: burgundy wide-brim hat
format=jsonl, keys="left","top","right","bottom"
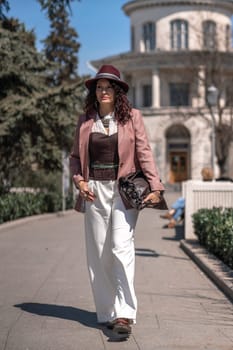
{"left": 85, "top": 64, "right": 129, "bottom": 92}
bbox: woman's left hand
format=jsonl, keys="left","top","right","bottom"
{"left": 143, "top": 191, "right": 161, "bottom": 205}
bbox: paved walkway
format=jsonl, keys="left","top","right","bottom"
{"left": 0, "top": 192, "right": 233, "bottom": 350}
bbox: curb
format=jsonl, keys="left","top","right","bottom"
{"left": 180, "top": 239, "right": 233, "bottom": 303}
{"left": 0, "top": 210, "right": 74, "bottom": 232}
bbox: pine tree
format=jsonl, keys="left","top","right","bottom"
{"left": 0, "top": 0, "right": 10, "bottom": 19}
{"left": 42, "top": 2, "right": 80, "bottom": 86}
{"left": 39, "top": 0, "right": 85, "bottom": 206}
{"left": 38, "top": 0, "right": 80, "bottom": 21}
{"left": 0, "top": 17, "right": 84, "bottom": 190}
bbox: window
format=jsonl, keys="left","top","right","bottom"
{"left": 143, "top": 22, "right": 155, "bottom": 52}
{"left": 131, "top": 26, "right": 135, "bottom": 51}
{"left": 132, "top": 86, "right": 136, "bottom": 106}
{"left": 226, "top": 24, "right": 231, "bottom": 51}
{"left": 169, "top": 83, "right": 189, "bottom": 106}
{"left": 203, "top": 20, "right": 217, "bottom": 50}
{"left": 171, "top": 19, "right": 189, "bottom": 49}
{"left": 226, "top": 82, "right": 233, "bottom": 106}
{"left": 142, "top": 84, "right": 152, "bottom": 107}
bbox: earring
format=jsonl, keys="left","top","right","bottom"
{"left": 94, "top": 100, "right": 99, "bottom": 110}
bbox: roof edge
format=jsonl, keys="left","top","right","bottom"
{"left": 123, "top": 0, "right": 233, "bottom": 16}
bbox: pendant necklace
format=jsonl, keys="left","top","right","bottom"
{"left": 99, "top": 112, "right": 114, "bottom": 128}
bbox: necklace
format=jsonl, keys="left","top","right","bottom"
{"left": 99, "top": 112, "right": 114, "bottom": 128}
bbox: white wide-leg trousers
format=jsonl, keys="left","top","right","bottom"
{"left": 84, "top": 180, "right": 139, "bottom": 323}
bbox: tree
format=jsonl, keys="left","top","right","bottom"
{"left": 41, "top": 1, "right": 80, "bottom": 86}
{"left": 38, "top": 0, "right": 80, "bottom": 18}
{"left": 0, "top": 0, "right": 10, "bottom": 19}
{"left": 203, "top": 52, "right": 233, "bottom": 176}
{"left": 191, "top": 14, "right": 233, "bottom": 177}
{"left": 38, "top": 0, "right": 85, "bottom": 207}
{"left": 0, "top": 18, "right": 84, "bottom": 190}
{"left": 192, "top": 49, "right": 233, "bottom": 176}
{"left": 171, "top": 15, "right": 233, "bottom": 177}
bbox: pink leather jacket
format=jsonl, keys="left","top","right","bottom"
{"left": 69, "top": 108, "right": 164, "bottom": 212}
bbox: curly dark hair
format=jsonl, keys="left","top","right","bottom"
{"left": 84, "top": 80, "right": 132, "bottom": 124}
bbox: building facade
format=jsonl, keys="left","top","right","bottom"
{"left": 91, "top": 0, "right": 233, "bottom": 184}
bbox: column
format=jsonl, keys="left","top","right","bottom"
{"left": 135, "top": 79, "right": 141, "bottom": 108}
{"left": 152, "top": 69, "right": 160, "bottom": 108}
{"left": 197, "top": 65, "right": 206, "bottom": 107}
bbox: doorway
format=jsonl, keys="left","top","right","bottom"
{"left": 166, "top": 124, "right": 190, "bottom": 184}
{"left": 169, "top": 151, "right": 188, "bottom": 183}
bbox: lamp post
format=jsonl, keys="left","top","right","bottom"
{"left": 207, "top": 85, "right": 218, "bottom": 179}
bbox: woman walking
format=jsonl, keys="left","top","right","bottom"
{"left": 70, "top": 65, "right": 164, "bottom": 338}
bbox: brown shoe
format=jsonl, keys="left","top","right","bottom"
{"left": 168, "top": 220, "right": 176, "bottom": 228}
{"left": 105, "top": 321, "right": 115, "bottom": 330}
{"left": 112, "top": 318, "right": 131, "bottom": 335}
{"left": 160, "top": 212, "right": 172, "bottom": 220}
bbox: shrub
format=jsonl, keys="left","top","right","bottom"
{"left": 0, "top": 191, "right": 63, "bottom": 224}
{"left": 192, "top": 208, "right": 233, "bottom": 269}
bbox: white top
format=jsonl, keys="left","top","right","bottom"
{"left": 92, "top": 113, "right": 118, "bottom": 136}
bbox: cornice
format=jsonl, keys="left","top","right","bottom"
{"left": 91, "top": 50, "right": 233, "bottom": 71}
{"left": 123, "top": 0, "right": 233, "bottom": 16}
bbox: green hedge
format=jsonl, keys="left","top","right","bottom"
{"left": 192, "top": 208, "right": 233, "bottom": 269}
{"left": 0, "top": 191, "right": 64, "bottom": 224}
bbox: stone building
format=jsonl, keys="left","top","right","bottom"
{"left": 90, "top": 0, "right": 233, "bottom": 184}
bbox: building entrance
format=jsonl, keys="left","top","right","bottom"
{"left": 169, "top": 151, "right": 188, "bottom": 183}
{"left": 166, "top": 124, "right": 190, "bottom": 184}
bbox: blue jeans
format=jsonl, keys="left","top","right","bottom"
{"left": 171, "top": 197, "right": 185, "bottom": 221}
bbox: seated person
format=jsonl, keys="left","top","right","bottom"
{"left": 162, "top": 167, "right": 214, "bottom": 229}
{"left": 160, "top": 197, "right": 185, "bottom": 228}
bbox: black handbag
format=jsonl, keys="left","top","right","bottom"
{"left": 119, "top": 170, "right": 168, "bottom": 211}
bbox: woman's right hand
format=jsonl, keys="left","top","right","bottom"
{"left": 73, "top": 175, "right": 96, "bottom": 201}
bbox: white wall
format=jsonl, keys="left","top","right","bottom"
{"left": 130, "top": 5, "right": 231, "bottom": 52}
{"left": 142, "top": 114, "right": 212, "bottom": 183}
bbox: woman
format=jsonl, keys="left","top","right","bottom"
{"left": 69, "top": 65, "right": 164, "bottom": 337}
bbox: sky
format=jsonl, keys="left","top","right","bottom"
{"left": 8, "top": 0, "right": 130, "bottom": 76}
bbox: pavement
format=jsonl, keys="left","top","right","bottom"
{"left": 0, "top": 191, "right": 233, "bottom": 350}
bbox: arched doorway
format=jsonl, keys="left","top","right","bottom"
{"left": 166, "top": 124, "right": 190, "bottom": 183}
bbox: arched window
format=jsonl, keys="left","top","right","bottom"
{"left": 143, "top": 22, "right": 156, "bottom": 52}
{"left": 203, "top": 20, "right": 217, "bottom": 50}
{"left": 170, "top": 19, "right": 189, "bottom": 50}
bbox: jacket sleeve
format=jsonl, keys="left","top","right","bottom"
{"left": 132, "top": 109, "right": 164, "bottom": 192}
